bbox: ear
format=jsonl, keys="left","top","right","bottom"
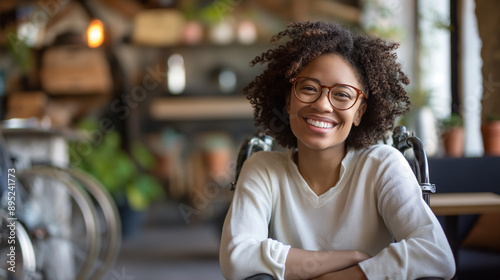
{"left": 353, "top": 102, "right": 367, "bottom": 126}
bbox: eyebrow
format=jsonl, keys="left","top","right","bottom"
{"left": 300, "top": 77, "right": 359, "bottom": 88}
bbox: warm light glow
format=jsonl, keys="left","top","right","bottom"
{"left": 87, "top": 19, "right": 104, "bottom": 48}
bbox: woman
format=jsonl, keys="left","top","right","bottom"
{"left": 219, "top": 21, "right": 455, "bottom": 280}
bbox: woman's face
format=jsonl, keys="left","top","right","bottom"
{"left": 287, "top": 53, "right": 367, "bottom": 152}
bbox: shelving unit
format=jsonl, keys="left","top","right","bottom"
{"left": 1, "top": 0, "right": 364, "bottom": 223}
{"left": 150, "top": 96, "right": 253, "bottom": 121}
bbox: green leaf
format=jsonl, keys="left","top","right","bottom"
{"left": 6, "top": 31, "right": 32, "bottom": 74}
{"left": 441, "top": 113, "right": 463, "bottom": 128}
{"left": 101, "top": 131, "right": 121, "bottom": 153}
{"left": 126, "top": 175, "right": 164, "bottom": 210}
{"left": 77, "top": 117, "right": 99, "bottom": 131}
{"left": 126, "top": 184, "right": 149, "bottom": 210}
{"left": 486, "top": 113, "right": 500, "bottom": 122}
{"left": 131, "top": 142, "right": 155, "bottom": 170}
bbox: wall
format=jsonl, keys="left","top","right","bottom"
{"left": 475, "top": 0, "right": 500, "bottom": 120}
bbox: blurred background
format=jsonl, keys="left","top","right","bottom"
{"left": 0, "top": 0, "right": 499, "bottom": 279}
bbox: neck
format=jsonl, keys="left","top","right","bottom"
{"left": 295, "top": 143, "right": 346, "bottom": 196}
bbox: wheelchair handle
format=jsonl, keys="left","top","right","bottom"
{"left": 393, "top": 126, "right": 436, "bottom": 205}
{"left": 231, "top": 133, "right": 274, "bottom": 191}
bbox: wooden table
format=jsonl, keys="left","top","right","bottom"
{"left": 430, "top": 192, "right": 500, "bottom": 278}
{"left": 431, "top": 192, "right": 500, "bottom": 215}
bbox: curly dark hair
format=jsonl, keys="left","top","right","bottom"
{"left": 244, "top": 21, "right": 411, "bottom": 149}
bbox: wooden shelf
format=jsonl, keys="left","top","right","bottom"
{"left": 0, "top": 127, "right": 84, "bottom": 141}
{"left": 150, "top": 96, "right": 254, "bottom": 121}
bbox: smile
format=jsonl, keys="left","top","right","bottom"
{"left": 306, "top": 118, "right": 334, "bottom": 129}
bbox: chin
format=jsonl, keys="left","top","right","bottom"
{"left": 298, "top": 139, "right": 345, "bottom": 152}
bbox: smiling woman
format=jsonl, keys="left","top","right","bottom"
{"left": 219, "top": 21, "right": 455, "bottom": 280}
{"left": 243, "top": 22, "right": 410, "bottom": 151}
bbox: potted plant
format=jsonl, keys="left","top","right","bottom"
{"left": 440, "top": 113, "right": 464, "bottom": 158}
{"left": 481, "top": 114, "right": 500, "bottom": 156}
{"left": 70, "top": 117, "right": 164, "bottom": 237}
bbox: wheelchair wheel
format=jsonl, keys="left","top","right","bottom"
{"left": 0, "top": 209, "right": 37, "bottom": 280}
{"left": 16, "top": 168, "right": 100, "bottom": 280}
{"left": 60, "top": 167, "right": 121, "bottom": 279}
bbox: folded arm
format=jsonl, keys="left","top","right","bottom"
{"left": 311, "top": 265, "right": 367, "bottom": 280}
{"left": 284, "top": 248, "right": 370, "bottom": 280}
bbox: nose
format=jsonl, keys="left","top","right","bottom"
{"left": 310, "top": 88, "right": 334, "bottom": 112}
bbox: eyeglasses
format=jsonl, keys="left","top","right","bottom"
{"left": 289, "top": 77, "right": 368, "bottom": 111}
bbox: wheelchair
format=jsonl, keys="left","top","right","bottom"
{"left": 230, "top": 126, "right": 443, "bottom": 280}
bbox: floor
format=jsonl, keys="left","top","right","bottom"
{"left": 105, "top": 199, "right": 226, "bottom": 280}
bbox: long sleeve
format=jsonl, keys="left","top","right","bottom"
{"left": 358, "top": 148, "right": 455, "bottom": 279}
{"left": 220, "top": 147, "right": 456, "bottom": 280}
{"left": 219, "top": 152, "right": 291, "bottom": 280}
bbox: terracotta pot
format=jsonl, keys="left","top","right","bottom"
{"left": 204, "top": 148, "right": 232, "bottom": 176}
{"left": 442, "top": 127, "right": 464, "bottom": 157}
{"left": 481, "top": 121, "right": 500, "bottom": 156}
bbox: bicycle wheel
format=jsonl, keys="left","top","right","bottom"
{"left": 45, "top": 166, "right": 122, "bottom": 279}
{"left": 0, "top": 209, "right": 37, "bottom": 280}
{"left": 16, "top": 168, "right": 100, "bottom": 280}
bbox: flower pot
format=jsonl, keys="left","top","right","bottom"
{"left": 442, "top": 127, "right": 464, "bottom": 157}
{"left": 481, "top": 121, "right": 500, "bottom": 156}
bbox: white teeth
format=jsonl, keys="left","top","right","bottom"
{"left": 307, "top": 119, "right": 333, "bottom": 129}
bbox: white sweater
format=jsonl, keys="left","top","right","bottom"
{"left": 220, "top": 145, "right": 455, "bottom": 280}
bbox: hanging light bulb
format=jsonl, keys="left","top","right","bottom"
{"left": 87, "top": 19, "right": 104, "bottom": 48}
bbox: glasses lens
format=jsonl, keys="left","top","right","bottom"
{"left": 330, "top": 85, "right": 357, "bottom": 109}
{"left": 294, "top": 78, "right": 321, "bottom": 103}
